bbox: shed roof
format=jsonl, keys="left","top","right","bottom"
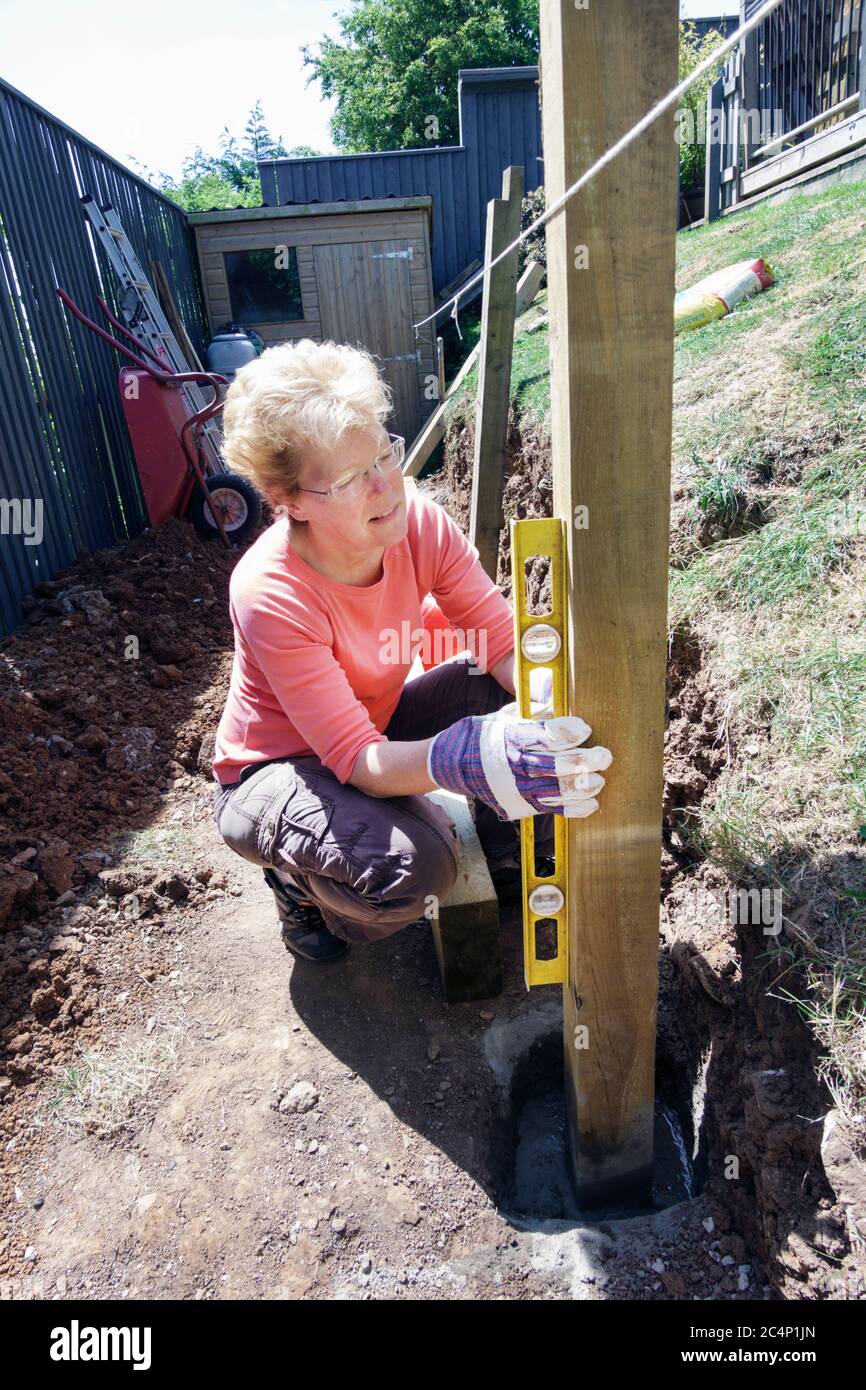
{"left": 186, "top": 195, "right": 433, "bottom": 225}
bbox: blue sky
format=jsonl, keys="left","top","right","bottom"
{"left": 681, "top": 0, "right": 738, "bottom": 14}
{"left": 2, "top": 0, "right": 738, "bottom": 181}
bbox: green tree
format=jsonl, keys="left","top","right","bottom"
{"left": 303, "top": 0, "right": 538, "bottom": 152}
{"left": 678, "top": 21, "right": 725, "bottom": 191}
{"left": 134, "top": 104, "right": 319, "bottom": 211}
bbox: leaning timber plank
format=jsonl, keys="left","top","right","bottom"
{"left": 402, "top": 259, "right": 544, "bottom": 479}
{"left": 151, "top": 260, "right": 205, "bottom": 372}
{"left": 425, "top": 789, "right": 502, "bottom": 1004}
{"left": 436, "top": 258, "right": 483, "bottom": 308}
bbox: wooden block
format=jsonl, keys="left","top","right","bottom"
{"left": 425, "top": 789, "right": 502, "bottom": 1004}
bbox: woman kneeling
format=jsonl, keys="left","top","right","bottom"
{"left": 211, "top": 339, "right": 610, "bottom": 962}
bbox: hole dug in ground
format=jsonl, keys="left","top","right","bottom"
{"left": 489, "top": 1008, "right": 708, "bottom": 1226}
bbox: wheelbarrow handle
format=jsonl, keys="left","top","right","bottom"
{"left": 96, "top": 295, "right": 174, "bottom": 372}
{"left": 95, "top": 297, "right": 229, "bottom": 400}
{"left": 58, "top": 289, "right": 229, "bottom": 404}
{"left": 170, "top": 372, "right": 230, "bottom": 405}
{"left": 95, "top": 295, "right": 229, "bottom": 401}
{"left": 57, "top": 288, "right": 175, "bottom": 380}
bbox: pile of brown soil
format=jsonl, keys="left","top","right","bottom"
{"left": 0, "top": 518, "right": 240, "bottom": 1166}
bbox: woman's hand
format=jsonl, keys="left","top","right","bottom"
{"left": 428, "top": 711, "right": 612, "bottom": 822}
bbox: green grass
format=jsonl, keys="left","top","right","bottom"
{"left": 682, "top": 780, "right": 793, "bottom": 883}
{"left": 786, "top": 297, "right": 866, "bottom": 394}
{"left": 39, "top": 1029, "right": 183, "bottom": 1136}
{"left": 693, "top": 464, "right": 748, "bottom": 521}
{"left": 673, "top": 291, "right": 779, "bottom": 371}
{"left": 446, "top": 291, "right": 552, "bottom": 432}
{"left": 108, "top": 823, "right": 198, "bottom": 868}
{"left": 670, "top": 499, "right": 856, "bottom": 615}
{"left": 675, "top": 180, "right": 866, "bottom": 284}
{"left": 509, "top": 326, "right": 552, "bottom": 425}
{"left": 767, "top": 934, "right": 866, "bottom": 1117}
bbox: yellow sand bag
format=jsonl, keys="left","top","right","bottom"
{"left": 675, "top": 257, "right": 775, "bottom": 335}
{"left": 674, "top": 288, "right": 728, "bottom": 334}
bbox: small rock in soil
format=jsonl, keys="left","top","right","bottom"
{"left": 278, "top": 1081, "right": 320, "bottom": 1114}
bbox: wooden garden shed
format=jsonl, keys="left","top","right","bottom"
{"left": 188, "top": 197, "right": 437, "bottom": 442}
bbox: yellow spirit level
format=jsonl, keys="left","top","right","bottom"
{"left": 510, "top": 516, "right": 570, "bottom": 988}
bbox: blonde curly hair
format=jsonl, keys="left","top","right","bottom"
{"left": 220, "top": 338, "right": 392, "bottom": 500}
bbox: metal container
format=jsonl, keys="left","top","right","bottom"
{"left": 206, "top": 330, "right": 258, "bottom": 382}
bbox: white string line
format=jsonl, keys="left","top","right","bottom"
{"left": 412, "top": 0, "right": 785, "bottom": 334}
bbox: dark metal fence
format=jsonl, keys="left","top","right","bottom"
{"left": 707, "top": 0, "right": 866, "bottom": 219}
{"left": 0, "top": 77, "right": 208, "bottom": 635}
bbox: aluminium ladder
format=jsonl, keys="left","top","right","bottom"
{"left": 81, "top": 195, "right": 223, "bottom": 469}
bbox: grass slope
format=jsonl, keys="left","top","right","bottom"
{"left": 444, "top": 179, "right": 866, "bottom": 1130}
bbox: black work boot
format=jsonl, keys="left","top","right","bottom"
{"left": 262, "top": 867, "right": 349, "bottom": 963}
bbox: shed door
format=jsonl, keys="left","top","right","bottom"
{"left": 313, "top": 240, "right": 421, "bottom": 442}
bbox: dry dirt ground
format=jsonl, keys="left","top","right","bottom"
{"left": 0, "top": 498, "right": 862, "bottom": 1301}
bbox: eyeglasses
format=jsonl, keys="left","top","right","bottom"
{"left": 297, "top": 433, "right": 405, "bottom": 502}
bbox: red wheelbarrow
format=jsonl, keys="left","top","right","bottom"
{"left": 57, "top": 289, "right": 261, "bottom": 547}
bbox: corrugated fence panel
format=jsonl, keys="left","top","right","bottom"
{"left": 267, "top": 149, "right": 471, "bottom": 292}
{"left": 262, "top": 69, "right": 543, "bottom": 296}
{"left": 472, "top": 77, "right": 543, "bottom": 219}
{"left": 0, "top": 77, "right": 208, "bottom": 635}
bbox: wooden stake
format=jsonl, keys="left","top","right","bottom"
{"left": 469, "top": 165, "right": 524, "bottom": 580}
{"left": 540, "top": 0, "right": 678, "bottom": 1208}
{"left": 151, "top": 260, "right": 205, "bottom": 372}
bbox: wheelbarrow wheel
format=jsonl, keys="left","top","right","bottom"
{"left": 190, "top": 472, "right": 261, "bottom": 544}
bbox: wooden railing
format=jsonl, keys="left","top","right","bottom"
{"left": 706, "top": 0, "right": 866, "bottom": 219}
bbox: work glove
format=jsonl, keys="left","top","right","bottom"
{"left": 428, "top": 708, "right": 612, "bottom": 822}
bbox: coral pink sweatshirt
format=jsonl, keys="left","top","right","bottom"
{"left": 212, "top": 490, "right": 515, "bottom": 786}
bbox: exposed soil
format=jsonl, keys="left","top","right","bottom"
{"left": 0, "top": 451, "right": 863, "bottom": 1299}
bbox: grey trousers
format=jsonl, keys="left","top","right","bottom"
{"left": 212, "top": 658, "right": 552, "bottom": 944}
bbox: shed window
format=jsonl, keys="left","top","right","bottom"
{"left": 223, "top": 247, "right": 304, "bottom": 324}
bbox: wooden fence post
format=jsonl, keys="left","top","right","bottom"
{"left": 705, "top": 75, "right": 724, "bottom": 222}
{"left": 741, "top": 28, "right": 760, "bottom": 174}
{"left": 469, "top": 164, "right": 524, "bottom": 580}
{"left": 540, "top": 0, "right": 678, "bottom": 1209}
